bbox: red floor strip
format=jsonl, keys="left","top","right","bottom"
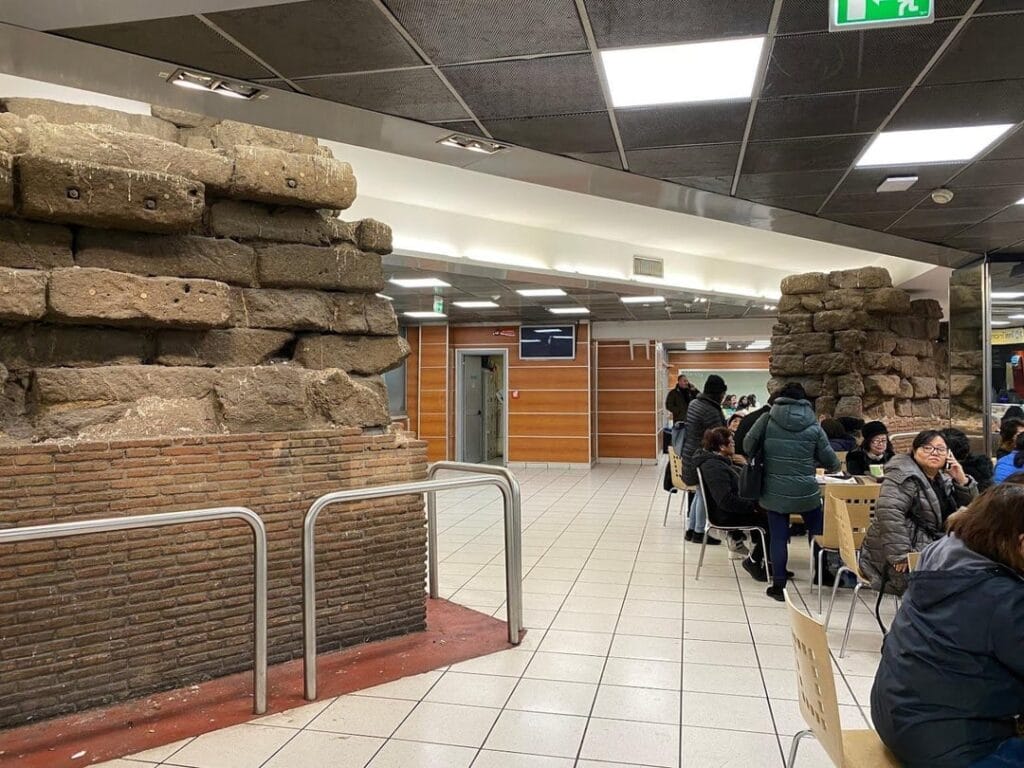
{"left": 0, "top": 600, "right": 520, "bottom": 768}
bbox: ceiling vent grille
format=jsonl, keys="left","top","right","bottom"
{"left": 632, "top": 255, "right": 664, "bottom": 279}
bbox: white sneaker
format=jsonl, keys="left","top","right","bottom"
{"left": 726, "top": 536, "right": 749, "bottom": 560}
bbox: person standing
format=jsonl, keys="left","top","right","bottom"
{"left": 680, "top": 375, "right": 728, "bottom": 544}
{"left": 743, "top": 383, "right": 840, "bottom": 601}
{"left": 665, "top": 374, "right": 698, "bottom": 424}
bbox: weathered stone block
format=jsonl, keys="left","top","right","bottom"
{"left": 16, "top": 154, "right": 204, "bottom": 233}
{"left": 828, "top": 267, "right": 892, "bottom": 289}
{"left": 257, "top": 244, "right": 384, "bottom": 291}
{"left": 822, "top": 289, "right": 865, "bottom": 311}
{"left": 0, "top": 113, "right": 29, "bottom": 154}
{"left": 0, "top": 152, "right": 11, "bottom": 214}
{"left": 205, "top": 200, "right": 350, "bottom": 246}
{"left": 294, "top": 334, "right": 409, "bottom": 375}
{"left": 156, "top": 329, "right": 293, "bottom": 367}
{"left": 768, "top": 377, "right": 828, "bottom": 399}
{"left": 864, "top": 331, "right": 898, "bottom": 353}
{"left": 150, "top": 106, "right": 219, "bottom": 129}
{"left": 21, "top": 120, "right": 233, "bottom": 192}
{"left": 950, "top": 351, "right": 983, "bottom": 371}
{"left": 865, "top": 374, "right": 901, "bottom": 397}
{"left": 835, "top": 396, "right": 864, "bottom": 418}
{"left": 813, "top": 310, "right": 859, "bottom": 333}
{"left": 950, "top": 374, "right": 981, "bottom": 397}
{"left": 911, "top": 376, "right": 938, "bottom": 398}
{"left": 863, "top": 287, "right": 912, "bottom": 314}
{"left": 805, "top": 352, "right": 853, "bottom": 375}
{"left": 76, "top": 229, "right": 257, "bottom": 286}
{"left": 33, "top": 365, "right": 218, "bottom": 405}
{"left": 916, "top": 358, "right": 938, "bottom": 378}
{"left": 833, "top": 330, "right": 867, "bottom": 354}
{"left": 837, "top": 373, "right": 864, "bottom": 397}
{"left": 771, "top": 332, "right": 832, "bottom": 356}
{"left": 861, "top": 352, "right": 894, "bottom": 372}
{"left": 0, "top": 267, "right": 47, "bottom": 322}
{"left": 308, "top": 370, "right": 389, "bottom": 428}
{"left": 898, "top": 378, "right": 915, "bottom": 400}
{"left": 896, "top": 399, "right": 914, "bottom": 417}
{"left": 777, "top": 313, "right": 815, "bottom": 333}
{"left": 184, "top": 120, "right": 318, "bottom": 154}
{"left": 781, "top": 273, "right": 828, "bottom": 295}
{"left": 1, "top": 98, "right": 178, "bottom": 142}
{"left": 865, "top": 400, "right": 897, "bottom": 420}
{"left": 229, "top": 289, "right": 396, "bottom": 335}
{"left": 214, "top": 366, "right": 312, "bottom": 432}
{"left": 911, "top": 399, "right": 946, "bottom": 418}
{"left": 361, "top": 294, "right": 399, "bottom": 336}
{"left": 229, "top": 145, "right": 356, "bottom": 209}
{"left": 891, "top": 315, "right": 940, "bottom": 340}
{"left": 892, "top": 355, "right": 920, "bottom": 377}
{"left": 912, "top": 298, "right": 943, "bottom": 319}
{"left": 48, "top": 267, "right": 232, "bottom": 329}
{"left": 894, "top": 338, "right": 932, "bottom": 357}
{"left": 355, "top": 219, "right": 392, "bottom": 255}
{"left": 0, "top": 325, "right": 150, "bottom": 368}
{"left": 815, "top": 396, "right": 837, "bottom": 417}
{"left": 0, "top": 219, "right": 73, "bottom": 269}
{"left": 770, "top": 354, "right": 805, "bottom": 375}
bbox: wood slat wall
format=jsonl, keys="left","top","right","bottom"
{"left": 667, "top": 351, "right": 770, "bottom": 386}
{"left": 596, "top": 340, "right": 657, "bottom": 460}
{"left": 405, "top": 326, "right": 420, "bottom": 436}
{"left": 418, "top": 325, "right": 449, "bottom": 462}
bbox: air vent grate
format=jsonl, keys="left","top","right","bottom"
{"left": 632, "top": 255, "right": 664, "bottom": 278}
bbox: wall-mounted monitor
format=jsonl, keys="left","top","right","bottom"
{"left": 520, "top": 325, "right": 576, "bottom": 360}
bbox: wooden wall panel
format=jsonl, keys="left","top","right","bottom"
{"left": 597, "top": 434, "right": 657, "bottom": 459}
{"left": 508, "top": 390, "right": 588, "bottom": 413}
{"left": 598, "top": 389, "right": 655, "bottom": 413}
{"left": 509, "top": 437, "right": 590, "bottom": 463}
{"left": 596, "top": 341, "right": 657, "bottom": 460}
{"left": 598, "top": 368, "right": 658, "bottom": 391}
{"left": 598, "top": 412, "right": 656, "bottom": 435}
{"left": 509, "top": 414, "right": 590, "bottom": 438}
{"left": 417, "top": 324, "right": 449, "bottom": 462}
{"left": 509, "top": 366, "right": 589, "bottom": 390}
{"left": 405, "top": 326, "right": 419, "bottom": 431}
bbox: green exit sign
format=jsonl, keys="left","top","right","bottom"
{"left": 831, "top": 0, "right": 933, "bottom": 31}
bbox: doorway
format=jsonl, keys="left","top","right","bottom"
{"left": 455, "top": 349, "right": 508, "bottom": 465}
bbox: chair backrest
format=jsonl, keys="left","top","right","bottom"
{"left": 834, "top": 499, "right": 871, "bottom": 583}
{"left": 668, "top": 447, "right": 686, "bottom": 490}
{"left": 785, "top": 590, "right": 845, "bottom": 767}
{"left": 835, "top": 451, "right": 848, "bottom": 472}
{"left": 907, "top": 551, "right": 921, "bottom": 572}
{"left": 820, "top": 484, "right": 881, "bottom": 549}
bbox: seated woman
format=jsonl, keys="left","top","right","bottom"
{"left": 727, "top": 413, "right": 743, "bottom": 434}
{"left": 871, "top": 483, "right": 1024, "bottom": 768}
{"left": 845, "top": 421, "right": 894, "bottom": 476}
{"left": 996, "top": 417, "right": 1024, "bottom": 459}
{"left": 942, "top": 427, "right": 994, "bottom": 492}
{"left": 821, "top": 418, "right": 857, "bottom": 453}
{"left": 994, "top": 432, "right": 1024, "bottom": 483}
{"left": 690, "top": 427, "right": 771, "bottom": 582}
{"left": 860, "top": 430, "right": 978, "bottom": 596}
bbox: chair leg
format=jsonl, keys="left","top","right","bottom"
{"left": 680, "top": 489, "right": 689, "bottom": 519}
{"left": 824, "top": 566, "right": 849, "bottom": 630}
{"left": 840, "top": 583, "right": 862, "bottom": 658}
{"left": 816, "top": 547, "right": 826, "bottom": 614}
{"left": 757, "top": 528, "right": 771, "bottom": 575}
{"left": 663, "top": 488, "right": 674, "bottom": 526}
{"left": 786, "top": 729, "right": 814, "bottom": 768}
{"left": 695, "top": 532, "right": 709, "bottom": 580}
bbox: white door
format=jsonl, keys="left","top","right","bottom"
{"left": 461, "top": 355, "right": 485, "bottom": 463}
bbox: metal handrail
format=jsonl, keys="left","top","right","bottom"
{"left": 0, "top": 507, "right": 268, "bottom": 714}
{"left": 302, "top": 474, "right": 523, "bottom": 701}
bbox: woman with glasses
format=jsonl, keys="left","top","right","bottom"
{"left": 845, "top": 421, "right": 894, "bottom": 477}
{"left": 861, "top": 430, "right": 979, "bottom": 597}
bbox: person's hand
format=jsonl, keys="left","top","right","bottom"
{"left": 893, "top": 561, "right": 909, "bottom": 574}
{"left": 731, "top": 454, "right": 748, "bottom": 466}
{"left": 946, "top": 455, "right": 968, "bottom": 486}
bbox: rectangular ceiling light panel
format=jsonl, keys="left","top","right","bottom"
{"left": 549, "top": 307, "right": 590, "bottom": 315}
{"left": 517, "top": 288, "right": 567, "bottom": 297}
{"left": 621, "top": 295, "right": 666, "bottom": 304}
{"left": 404, "top": 311, "right": 447, "bottom": 319}
{"left": 857, "top": 125, "right": 1014, "bottom": 167}
{"left": 601, "top": 37, "right": 765, "bottom": 108}
{"left": 452, "top": 301, "right": 499, "bottom": 308}
{"left": 389, "top": 277, "right": 451, "bottom": 288}
{"left": 876, "top": 175, "right": 919, "bottom": 192}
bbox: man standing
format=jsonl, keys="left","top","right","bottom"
{"left": 666, "top": 374, "right": 699, "bottom": 424}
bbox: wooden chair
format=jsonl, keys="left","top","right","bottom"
{"left": 906, "top": 551, "right": 920, "bottom": 572}
{"left": 784, "top": 590, "right": 901, "bottom": 767}
{"left": 811, "top": 485, "right": 881, "bottom": 612}
{"left": 695, "top": 468, "right": 769, "bottom": 580}
{"left": 663, "top": 447, "right": 697, "bottom": 526}
{"left": 823, "top": 500, "right": 877, "bottom": 658}
{"left": 835, "top": 451, "right": 849, "bottom": 473}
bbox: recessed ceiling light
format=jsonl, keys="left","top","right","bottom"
{"left": 437, "top": 134, "right": 509, "bottom": 154}
{"left": 376, "top": 293, "right": 394, "bottom": 301}
{"left": 993, "top": 292, "right": 1024, "bottom": 299}
{"left": 517, "top": 288, "right": 567, "bottom": 297}
{"left": 685, "top": 341, "right": 707, "bottom": 351}
{"left": 695, "top": 297, "right": 708, "bottom": 303}
{"left": 621, "top": 295, "right": 666, "bottom": 304}
{"left": 601, "top": 37, "right": 765, "bottom": 108}
{"left": 389, "top": 277, "right": 451, "bottom": 288}
{"left": 1008, "top": 314, "right": 1024, "bottom": 320}
{"left": 548, "top": 307, "right": 590, "bottom": 315}
{"left": 857, "top": 125, "right": 1014, "bottom": 167}
{"left": 167, "top": 68, "right": 263, "bottom": 100}
{"left": 1016, "top": 197, "right": 1024, "bottom": 205}
{"left": 403, "top": 311, "right": 447, "bottom": 319}
{"left": 876, "top": 175, "right": 919, "bottom": 193}
{"left": 991, "top": 320, "right": 1011, "bottom": 326}
{"left": 452, "top": 301, "right": 499, "bottom": 309}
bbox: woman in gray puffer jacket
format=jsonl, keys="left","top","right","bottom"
{"left": 860, "top": 430, "right": 978, "bottom": 597}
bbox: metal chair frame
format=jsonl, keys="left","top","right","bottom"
{"left": 663, "top": 446, "right": 696, "bottom": 526}
{"left": 695, "top": 467, "right": 770, "bottom": 581}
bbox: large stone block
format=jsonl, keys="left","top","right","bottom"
{"left": 183, "top": 119, "right": 318, "bottom": 154}
{"left": 863, "top": 287, "right": 912, "bottom": 314}
{"left": 894, "top": 337, "right": 933, "bottom": 357}
{"left": 861, "top": 352, "right": 894, "bottom": 372}
{"left": 33, "top": 365, "right": 218, "bottom": 405}
{"left": 898, "top": 378, "right": 915, "bottom": 400}
{"left": 308, "top": 370, "right": 389, "bottom": 428}
{"left": 891, "top": 315, "right": 940, "bottom": 340}
{"left": 0, "top": 113, "right": 29, "bottom": 154}
{"left": 0, "top": 267, "right": 47, "bottom": 322}
{"left": 76, "top": 229, "right": 257, "bottom": 286}
{"left": 833, "top": 330, "right": 867, "bottom": 354}
{"left": 0, "top": 152, "right": 12, "bottom": 214}
{"left": 892, "top": 355, "right": 920, "bottom": 377}
{"left": 781, "top": 273, "right": 828, "bottom": 295}
{"left": 777, "top": 313, "right": 814, "bottom": 333}
{"left": 911, "top": 376, "right": 938, "bottom": 398}
{"left": 205, "top": 200, "right": 352, "bottom": 246}
{"left": 21, "top": 120, "right": 233, "bottom": 192}
{"left": 834, "top": 396, "right": 864, "bottom": 419}
{"left": 912, "top": 298, "right": 943, "bottom": 319}
{"left": 213, "top": 366, "right": 312, "bottom": 432}
{"left": 896, "top": 399, "right": 914, "bottom": 417}
{"left": 294, "top": 334, "right": 410, "bottom": 375}
{"left": 257, "top": 243, "right": 384, "bottom": 291}
{"left": 229, "top": 289, "right": 397, "bottom": 335}
{"left": 0, "top": 325, "right": 150, "bottom": 368}
{"left": 865, "top": 374, "right": 902, "bottom": 397}
{"left": 770, "top": 354, "right": 805, "bottom": 375}
{"left": 805, "top": 352, "right": 853, "bottom": 375}
{"left": 771, "top": 332, "right": 832, "bottom": 356}
{"left": 48, "top": 267, "right": 232, "bottom": 329}
{"left": 950, "top": 374, "right": 981, "bottom": 397}
{"left": 822, "top": 289, "right": 865, "bottom": 311}
{"left": 16, "top": 154, "right": 204, "bottom": 233}
{"left": 814, "top": 396, "right": 837, "bottom": 418}
{"left": 1, "top": 98, "right": 178, "bottom": 142}
{"left": 865, "top": 400, "right": 897, "bottom": 420}
{"left": 828, "top": 267, "right": 892, "bottom": 289}
{"left": 863, "top": 331, "right": 898, "bottom": 353}
{"left": 150, "top": 106, "right": 219, "bottom": 129}
{"left": 229, "top": 146, "right": 356, "bottom": 209}
{"left": 0, "top": 219, "right": 73, "bottom": 269}
{"left": 156, "top": 329, "right": 294, "bottom": 367}
{"left": 355, "top": 219, "right": 393, "bottom": 255}
{"left": 813, "top": 309, "right": 861, "bottom": 333}
{"left": 837, "top": 373, "right": 864, "bottom": 397}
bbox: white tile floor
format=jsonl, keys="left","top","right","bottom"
{"left": 101, "top": 464, "right": 893, "bottom": 768}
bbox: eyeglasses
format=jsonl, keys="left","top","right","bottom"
{"left": 918, "top": 445, "right": 948, "bottom": 456}
{"left": 869, "top": 436, "right": 889, "bottom": 445}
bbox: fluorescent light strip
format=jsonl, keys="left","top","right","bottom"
{"left": 452, "top": 301, "right": 499, "bottom": 309}
{"left": 1008, "top": 314, "right": 1024, "bottom": 320}
{"left": 532, "top": 329, "right": 562, "bottom": 333}
{"left": 403, "top": 311, "right": 447, "bottom": 319}
{"left": 376, "top": 293, "right": 393, "bottom": 301}
{"left": 991, "top": 321, "right": 1011, "bottom": 326}
{"left": 620, "top": 295, "right": 665, "bottom": 304}
{"left": 548, "top": 307, "right": 590, "bottom": 315}
{"left": 601, "top": 37, "right": 765, "bottom": 108}
{"left": 389, "top": 277, "right": 450, "bottom": 288}
{"left": 685, "top": 342, "right": 707, "bottom": 351}
{"left": 517, "top": 288, "right": 566, "bottom": 297}
{"left": 858, "top": 124, "right": 1014, "bottom": 167}
{"left": 992, "top": 292, "right": 1024, "bottom": 299}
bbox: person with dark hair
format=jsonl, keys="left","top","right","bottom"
{"left": 871, "top": 484, "right": 1024, "bottom": 768}
{"left": 727, "top": 413, "right": 743, "bottom": 434}
{"left": 838, "top": 416, "right": 865, "bottom": 442}
{"left": 1001, "top": 405, "right": 1024, "bottom": 424}
{"left": 734, "top": 393, "right": 771, "bottom": 459}
{"left": 860, "top": 430, "right": 979, "bottom": 597}
{"left": 994, "top": 431, "right": 1024, "bottom": 484}
{"left": 996, "top": 417, "right": 1024, "bottom": 459}
{"left": 665, "top": 374, "right": 699, "bottom": 423}
{"left": 690, "top": 427, "right": 771, "bottom": 581}
{"left": 744, "top": 382, "right": 840, "bottom": 600}
{"left": 680, "top": 375, "right": 728, "bottom": 544}
{"left": 942, "top": 427, "right": 994, "bottom": 492}
{"left": 846, "top": 421, "right": 894, "bottom": 477}
{"left": 821, "top": 418, "right": 857, "bottom": 452}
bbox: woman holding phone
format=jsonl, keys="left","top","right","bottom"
{"left": 860, "top": 430, "right": 979, "bottom": 597}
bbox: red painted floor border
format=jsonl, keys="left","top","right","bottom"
{"left": 0, "top": 600, "right": 520, "bottom": 768}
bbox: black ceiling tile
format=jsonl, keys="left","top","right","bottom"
{"left": 665, "top": 176, "right": 735, "bottom": 195}
{"left": 985, "top": 129, "right": 1024, "bottom": 160}
{"left": 980, "top": 0, "right": 1024, "bottom": 9}
{"left": 567, "top": 151, "right": 624, "bottom": 170}
{"left": 955, "top": 220, "right": 1024, "bottom": 242}
{"left": 56, "top": 16, "right": 272, "bottom": 79}
{"left": 742, "top": 135, "right": 869, "bottom": 173}
{"left": 297, "top": 68, "right": 469, "bottom": 122}
{"left": 919, "top": 184, "right": 1024, "bottom": 209}
{"left": 751, "top": 90, "right": 899, "bottom": 141}
{"left": 584, "top": 0, "right": 772, "bottom": 47}
{"left": 777, "top": 0, "right": 972, "bottom": 35}
{"left": 615, "top": 103, "right": 750, "bottom": 149}
{"left": 894, "top": 206, "right": 1000, "bottom": 227}
{"left": 484, "top": 112, "right": 618, "bottom": 153}
{"left": 941, "top": 235, "right": 991, "bottom": 253}
{"left": 207, "top": 0, "right": 421, "bottom": 78}
{"left": 926, "top": 14, "right": 1024, "bottom": 85}
{"left": 988, "top": 204, "right": 1024, "bottom": 224}
{"left": 952, "top": 158, "right": 1024, "bottom": 187}
{"left": 749, "top": 195, "right": 827, "bottom": 214}
{"left": 889, "top": 80, "right": 1024, "bottom": 129}
{"left": 822, "top": 191, "right": 923, "bottom": 213}
{"left": 442, "top": 55, "right": 605, "bottom": 118}
{"left": 737, "top": 170, "right": 845, "bottom": 197}
{"left": 763, "top": 22, "right": 954, "bottom": 96}
{"left": 889, "top": 224, "right": 971, "bottom": 243}
{"left": 384, "top": 0, "right": 585, "bottom": 63}
{"left": 839, "top": 165, "right": 958, "bottom": 194}
{"left": 433, "top": 120, "right": 484, "bottom": 135}
{"left": 627, "top": 144, "right": 741, "bottom": 177}
{"left": 825, "top": 211, "right": 905, "bottom": 229}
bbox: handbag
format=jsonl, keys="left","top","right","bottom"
{"left": 738, "top": 416, "right": 767, "bottom": 500}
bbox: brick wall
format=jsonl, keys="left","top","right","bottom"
{"left": 0, "top": 427, "right": 428, "bottom": 728}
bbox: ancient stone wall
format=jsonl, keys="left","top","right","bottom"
{"left": 771, "top": 267, "right": 949, "bottom": 428}
{"left": 0, "top": 98, "right": 407, "bottom": 443}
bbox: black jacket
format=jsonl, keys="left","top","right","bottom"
{"left": 872, "top": 535, "right": 1024, "bottom": 768}
{"left": 960, "top": 453, "right": 995, "bottom": 492}
{"left": 690, "top": 449, "right": 758, "bottom": 522}
{"left": 680, "top": 394, "right": 725, "bottom": 486}
{"left": 734, "top": 405, "right": 769, "bottom": 458}
{"left": 845, "top": 446, "right": 894, "bottom": 476}
{"left": 665, "top": 384, "right": 698, "bottom": 423}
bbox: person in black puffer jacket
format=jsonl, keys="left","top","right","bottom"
{"left": 871, "top": 483, "right": 1024, "bottom": 768}
{"left": 680, "top": 375, "right": 728, "bottom": 542}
